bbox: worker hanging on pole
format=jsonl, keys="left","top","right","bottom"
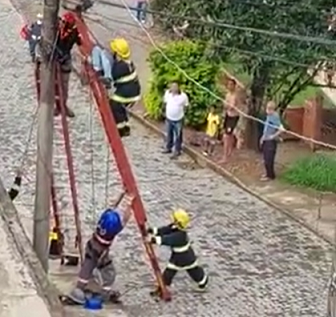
{"left": 54, "top": 12, "right": 82, "bottom": 118}
{"left": 61, "top": 193, "right": 134, "bottom": 305}
{"left": 99, "top": 38, "right": 141, "bottom": 138}
{"left": 146, "top": 209, "right": 209, "bottom": 296}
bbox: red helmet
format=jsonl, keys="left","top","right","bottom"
{"left": 62, "top": 12, "right": 76, "bottom": 25}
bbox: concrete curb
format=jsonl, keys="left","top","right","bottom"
{"left": 129, "top": 110, "right": 334, "bottom": 246}
{"left": 0, "top": 180, "right": 65, "bottom": 317}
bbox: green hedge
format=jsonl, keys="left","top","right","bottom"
{"left": 281, "top": 154, "right": 336, "bottom": 192}
{"left": 144, "top": 40, "right": 220, "bottom": 128}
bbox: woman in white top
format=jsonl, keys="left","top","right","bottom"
{"left": 162, "top": 82, "right": 189, "bottom": 159}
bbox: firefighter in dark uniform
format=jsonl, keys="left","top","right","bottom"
{"left": 28, "top": 13, "right": 43, "bottom": 62}
{"left": 146, "top": 209, "right": 208, "bottom": 295}
{"left": 108, "top": 38, "right": 141, "bottom": 137}
{"left": 54, "top": 12, "right": 82, "bottom": 118}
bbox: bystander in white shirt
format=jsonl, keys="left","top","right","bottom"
{"left": 164, "top": 90, "right": 189, "bottom": 121}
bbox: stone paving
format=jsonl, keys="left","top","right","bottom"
{"left": 0, "top": 0, "right": 334, "bottom": 316}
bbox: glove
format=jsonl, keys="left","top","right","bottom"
{"left": 123, "top": 193, "right": 134, "bottom": 206}
{"left": 145, "top": 235, "right": 157, "bottom": 244}
{"left": 100, "top": 77, "right": 112, "bottom": 89}
{"left": 147, "top": 227, "right": 154, "bottom": 235}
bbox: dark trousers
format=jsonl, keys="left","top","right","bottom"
{"left": 136, "top": 1, "right": 147, "bottom": 21}
{"left": 109, "top": 99, "right": 130, "bottom": 137}
{"left": 166, "top": 119, "right": 183, "bottom": 154}
{"left": 28, "top": 39, "right": 37, "bottom": 57}
{"left": 262, "top": 140, "right": 277, "bottom": 179}
{"left": 77, "top": 238, "right": 115, "bottom": 291}
{"left": 163, "top": 265, "right": 208, "bottom": 289}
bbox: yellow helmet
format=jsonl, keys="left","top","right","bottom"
{"left": 110, "top": 38, "right": 131, "bottom": 60}
{"left": 171, "top": 209, "right": 190, "bottom": 229}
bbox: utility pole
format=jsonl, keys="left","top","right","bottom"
{"left": 33, "top": 0, "right": 60, "bottom": 272}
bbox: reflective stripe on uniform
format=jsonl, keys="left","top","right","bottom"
{"left": 78, "top": 277, "right": 89, "bottom": 284}
{"left": 198, "top": 274, "right": 208, "bottom": 286}
{"left": 110, "top": 94, "right": 141, "bottom": 103}
{"left": 94, "top": 233, "right": 112, "bottom": 245}
{"left": 49, "top": 232, "right": 58, "bottom": 241}
{"left": 166, "top": 260, "right": 198, "bottom": 271}
{"left": 114, "top": 71, "right": 138, "bottom": 84}
{"left": 152, "top": 227, "right": 158, "bottom": 235}
{"left": 154, "top": 236, "right": 162, "bottom": 245}
{"left": 172, "top": 242, "right": 191, "bottom": 253}
{"left": 116, "top": 121, "right": 130, "bottom": 129}
{"left": 11, "top": 184, "right": 20, "bottom": 192}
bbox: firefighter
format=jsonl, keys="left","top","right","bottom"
{"left": 108, "top": 38, "right": 141, "bottom": 138}
{"left": 20, "top": 13, "right": 43, "bottom": 62}
{"left": 7, "top": 171, "right": 22, "bottom": 201}
{"left": 54, "top": 12, "right": 82, "bottom": 118}
{"left": 146, "top": 209, "right": 208, "bottom": 295}
{"left": 64, "top": 193, "right": 134, "bottom": 305}
{"left": 28, "top": 13, "right": 43, "bottom": 62}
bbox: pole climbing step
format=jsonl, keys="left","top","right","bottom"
{"left": 74, "top": 14, "right": 171, "bottom": 301}
{"left": 34, "top": 62, "right": 84, "bottom": 266}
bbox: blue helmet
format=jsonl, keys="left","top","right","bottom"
{"left": 96, "top": 208, "right": 123, "bottom": 238}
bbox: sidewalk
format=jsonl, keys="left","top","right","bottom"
{"left": 0, "top": 210, "right": 52, "bottom": 317}
{"left": 130, "top": 111, "right": 336, "bottom": 244}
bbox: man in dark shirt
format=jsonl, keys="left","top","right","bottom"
{"left": 54, "top": 12, "right": 82, "bottom": 118}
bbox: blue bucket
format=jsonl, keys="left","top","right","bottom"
{"left": 84, "top": 296, "right": 103, "bottom": 310}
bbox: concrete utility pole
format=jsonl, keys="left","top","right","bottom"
{"left": 33, "top": 0, "right": 60, "bottom": 272}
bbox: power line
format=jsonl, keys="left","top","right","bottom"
{"left": 114, "top": 0, "right": 336, "bottom": 151}
{"left": 98, "top": 0, "right": 336, "bottom": 46}
{"left": 215, "top": 0, "right": 334, "bottom": 12}
{"left": 93, "top": 9, "right": 335, "bottom": 69}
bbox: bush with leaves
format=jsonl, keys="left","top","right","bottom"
{"left": 281, "top": 154, "right": 336, "bottom": 192}
{"left": 144, "top": 40, "right": 220, "bottom": 128}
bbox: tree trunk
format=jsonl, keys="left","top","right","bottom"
{"left": 245, "top": 64, "right": 270, "bottom": 150}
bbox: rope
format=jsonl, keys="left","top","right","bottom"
{"left": 89, "top": 87, "right": 97, "bottom": 213}
{"left": 118, "top": 0, "right": 336, "bottom": 151}
{"left": 16, "top": 21, "right": 62, "bottom": 176}
{"left": 18, "top": 106, "right": 39, "bottom": 171}
{"left": 104, "top": 147, "right": 110, "bottom": 206}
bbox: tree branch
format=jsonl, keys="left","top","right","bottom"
{"left": 278, "top": 68, "right": 319, "bottom": 114}
{"left": 269, "top": 67, "right": 299, "bottom": 97}
{"left": 310, "top": 83, "right": 336, "bottom": 89}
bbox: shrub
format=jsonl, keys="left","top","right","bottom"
{"left": 281, "top": 154, "right": 336, "bottom": 192}
{"left": 144, "top": 40, "right": 220, "bottom": 128}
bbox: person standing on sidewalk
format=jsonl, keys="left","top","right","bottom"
{"left": 260, "top": 101, "right": 284, "bottom": 181}
{"left": 162, "top": 82, "right": 189, "bottom": 159}
{"left": 136, "top": 0, "right": 147, "bottom": 23}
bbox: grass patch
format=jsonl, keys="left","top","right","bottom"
{"left": 281, "top": 154, "right": 336, "bottom": 192}
{"left": 222, "top": 59, "right": 335, "bottom": 108}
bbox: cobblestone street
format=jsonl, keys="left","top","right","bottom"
{"left": 0, "top": 0, "right": 333, "bottom": 316}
